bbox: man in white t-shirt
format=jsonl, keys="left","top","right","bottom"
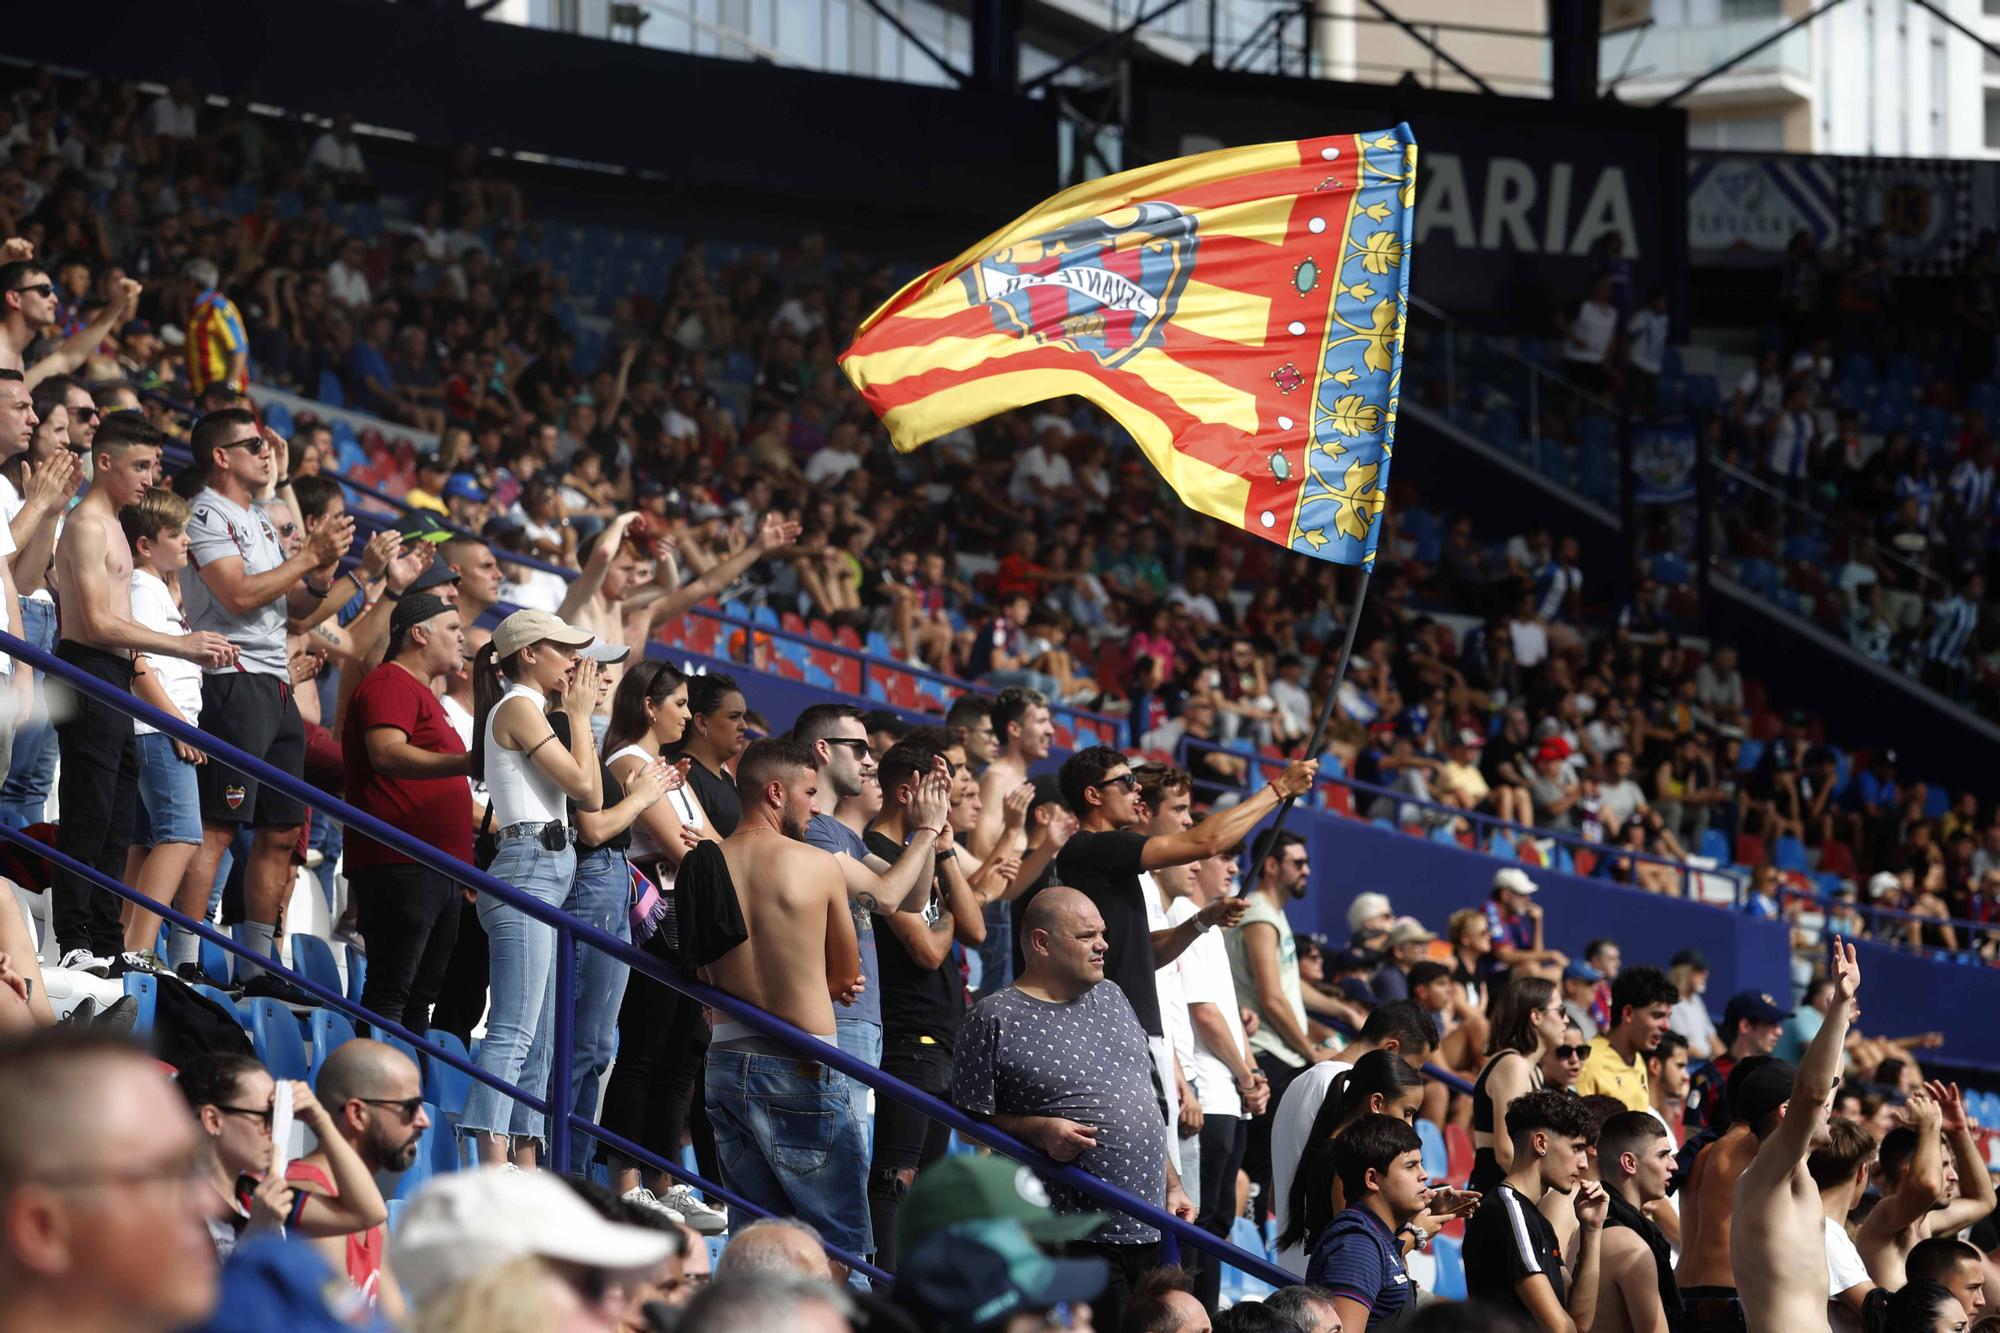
{"left": 1006, "top": 430, "right": 1077, "bottom": 508}
{"left": 1560, "top": 275, "right": 1619, "bottom": 390}
{"left": 0, "top": 374, "right": 32, "bottom": 780}
{"left": 1132, "top": 766, "right": 1205, "bottom": 1202}
{"left": 1181, "top": 847, "right": 1268, "bottom": 1307}
{"left": 1810, "top": 1118, "right": 1878, "bottom": 1332}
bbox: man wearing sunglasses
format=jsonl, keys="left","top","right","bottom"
{"left": 288, "top": 1039, "right": 428, "bottom": 1321}
{"left": 0, "top": 258, "right": 56, "bottom": 376}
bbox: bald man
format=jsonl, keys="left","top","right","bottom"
{"left": 291, "top": 1039, "right": 428, "bottom": 1321}
{"left": 714, "top": 1217, "right": 835, "bottom": 1281}
{"left": 952, "top": 886, "right": 1191, "bottom": 1329}
{"left": 0, "top": 1029, "right": 222, "bottom": 1333}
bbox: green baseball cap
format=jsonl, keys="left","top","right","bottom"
{"left": 394, "top": 509, "right": 454, "bottom": 544}
{"left": 894, "top": 1154, "right": 1107, "bottom": 1262}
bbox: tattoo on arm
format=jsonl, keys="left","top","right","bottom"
{"left": 855, "top": 891, "right": 880, "bottom": 914}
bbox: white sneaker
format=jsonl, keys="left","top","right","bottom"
{"left": 58, "top": 949, "right": 112, "bottom": 977}
{"left": 621, "top": 1187, "right": 686, "bottom": 1224}
{"left": 661, "top": 1183, "right": 727, "bottom": 1234}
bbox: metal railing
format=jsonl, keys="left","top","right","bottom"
{"left": 1172, "top": 733, "right": 1749, "bottom": 905}
{"left": 0, "top": 627, "right": 1292, "bottom": 1286}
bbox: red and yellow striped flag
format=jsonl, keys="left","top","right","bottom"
{"left": 840, "top": 125, "right": 1415, "bottom": 567}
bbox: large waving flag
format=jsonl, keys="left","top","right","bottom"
{"left": 841, "top": 125, "right": 1415, "bottom": 567}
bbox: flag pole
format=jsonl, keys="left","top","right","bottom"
{"left": 1241, "top": 563, "right": 1374, "bottom": 885}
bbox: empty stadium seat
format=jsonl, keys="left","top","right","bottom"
{"left": 1773, "top": 836, "right": 1809, "bottom": 873}
{"left": 1416, "top": 1119, "right": 1448, "bottom": 1180}
{"left": 119, "top": 972, "right": 160, "bottom": 1035}
{"left": 308, "top": 1008, "right": 359, "bottom": 1083}
{"left": 1431, "top": 1234, "right": 1467, "bottom": 1300}
{"left": 246, "top": 997, "right": 311, "bottom": 1081}
{"left": 423, "top": 1029, "right": 474, "bottom": 1118}
{"left": 290, "top": 934, "right": 344, "bottom": 999}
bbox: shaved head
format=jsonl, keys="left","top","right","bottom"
{"left": 714, "top": 1218, "right": 832, "bottom": 1280}
{"left": 314, "top": 1038, "right": 418, "bottom": 1109}
{"left": 0, "top": 1032, "right": 143, "bottom": 1181}
{"left": 1022, "top": 885, "right": 1093, "bottom": 940}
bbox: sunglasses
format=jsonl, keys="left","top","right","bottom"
{"left": 824, "top": 737, "right": 871, "bottom": 755}
{"left": 11, "top": 282, "right": 54, "bottom": 298}
{"left": 1092, "top": 772, "right": 1138, "bottom": 794}
{"left": 215, "top": 1103, "right": 274, "bottom": 1128}
{"left": 222, "top": 436, "right": 272, "bottom": 455}
{"left": 1553, "top": 1044, "right": 1589, "bottom": 1061}
{"left": 359, "top": 1095, "right": 425, "bottom": 1122}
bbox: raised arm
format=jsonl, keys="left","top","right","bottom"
{"left": 1925, "top": 1079, "right": 1996, "bottom": 1234}
{"left": 639, "top": 511, "right": 800, "bottom": 631}
{"left": 557, "top": 512, "right": 639, "bottom": 621}
{"left": 26, "top": 279, "right": 139, "bottom": 388}
{"left": 839, "top": 762, "right": 949, "bottom": 913}
{"left": 1139, "top": 760, "right": 1318, "bottom": 870}
{"left": 1749, "top": 939, "right": 1859, "bottom": 1187}
{"left": 287, "top": 1085, "right": 389, "bottom": 1239}
{"left": 198, "top": 513, "right": 353, "bottom": 619}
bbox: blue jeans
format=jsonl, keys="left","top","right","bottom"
{"left": 975, "top": 902, "right": 1014, "bottom": 1001}
{"left": 462, "top": 837, "right": 576, "bottom": 1145}
{"left": 134, "top": 731, "right": 203, "bottom": 847}
{"left": 834, "top": 1015, "right": 883, "bottom": 1133}
{"left": 563, "top": 846, "right": 632, "bottom": 1128}
{"left": 0, "top": 597, "right": 57, "bottom": 828}
{"left": 706, "top": 1034, "right": 873, "bottom": 1257}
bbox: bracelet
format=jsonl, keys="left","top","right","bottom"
{"left": 935, "top": 848, "right": 957, "bottom": 864}
{"left": 304, "top": 579, "right": 332, "bottom": 597}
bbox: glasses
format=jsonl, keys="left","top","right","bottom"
{"left": 222, "top": 436, "right": 272, "bottom": 455}
{"left": 359, "top": 1095, "right": 425, "bottom": 1122}
{"left": 1092, "top": 773, "right": 1138, "bottom": 794}
{"left": 824, "top": 738, "right": 871, "bottom": 755}
{"left": 1553, "top": 1044, "right": 1588, "bottom": 1061}
{"left": 11, "top": 282, "right": 54, "bottom": 298}
{"left": 70, "top": 406, "right": 99, "bottom": 422}
{"left": 659, "top": 1272, "right": 711, "bottom": 1297}
{"left": 215, "top": 1104, "right": 274, "bottom": 1128}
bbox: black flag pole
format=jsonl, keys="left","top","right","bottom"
{"left": 1237, "top": 562, "right": 1374, "bottom": 893}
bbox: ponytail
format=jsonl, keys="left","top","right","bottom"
{"left": 470, "top": 641, "right": 502, "bottom": 781}
{"left": 1275, "top": 1050, "right": 1427, "bottom": 1253}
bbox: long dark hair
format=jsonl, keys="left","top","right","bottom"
{"left": 469, "top": 639, "right": 520, "bottom": 782}
{"left": 1486, "top": 975, "right": 1557, "bottom": 1058}
{"left": 1277, "top": 1050, "right": 1426, "bottom": 1252}
{"left": 605, "top": 659, "right": 687, "bottom": 758}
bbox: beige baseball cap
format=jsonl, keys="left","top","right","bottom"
{"left": 491, "top": 609, "right": 594, "bottom": 659}
{"left": 391, "top": 1167, "right": 677, "bottom": 1307}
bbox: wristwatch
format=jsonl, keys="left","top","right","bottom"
{"left": 1399, "top": 1223, "right": 1431, "bottom": 1250}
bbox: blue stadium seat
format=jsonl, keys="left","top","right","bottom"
{"left": 1773, "top": 836, "right": 1809, "bottom": 873}
{"left": 1416, "top": 1119, "right": 1448, "bottom": 1179}
{"left": 1651, "top": 552, "right": 1690, "bottom": 585}
{"left": 200, "top": 932, "right": 232, "bottom": 984}
{"left": 423, "top": 1029, "right": 474, "bottom": 1119}
{"left": 290, "top": 934, "right": 343, "bottom": 999}
{"left": 246, "top": 997, "right": 310, "bottom": 1081}
{"left": 1736, "top": 739, "right": 1765, "bottom": 773}
{"left": 1487, "top": 832, "right": 1516, "bottom": 860}
{"left": 193, "top": 984, "right": 243, "bottom": 1020}
{"left": 345, "top": 946, "right": 367, "bottom": 1005}
{"left": 262, "top": 402, "right": 294, "bottom": 438}
{"left": 315, "top": 370, "right": 346, "bottom": 408}
{"left": 1431, "top": 1235, "right": 1467, "bottom": 1300}
{"left": 1698, "top": 828, "right": 1732, "bottom": 863}
{"left": 1924, "top": 786, "right": 1950, "bottom": 819}
{"left": 308, "top": 1008, "right": 358, "bottom": 1083}
{"left": 119, "top": 972, "right": 159, "bottom": 1035}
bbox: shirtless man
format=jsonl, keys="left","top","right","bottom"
{"left": 1731, "top": 939, "right": 1861, "bottom": 1333}
{"left": 701, "top": 736, "right": 871, "bottom": 1273}
{"left": 47, "top": 413, "right": 234, "bottom": 968}
{"left": 559, "top": 510, "right": 800, "bottom": 725}
{"left": 1675, "top": 1114, "right": 1759, "bottom": 1332}
{"left": 1594, "top": 1111, "right": 1681, "bottom": 1333}
{"left": 970, "top": 686, "right": 1051, "bottom": 860}
{"left": 1855, "top": 1079, "right": 1996, "bottom": 1290}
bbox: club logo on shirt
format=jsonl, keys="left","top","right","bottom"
{"left": 224, "top": 784, "right": 246, "bottom": 810}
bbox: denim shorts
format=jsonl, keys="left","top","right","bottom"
{"left": 134, "top": 730, "right": 203, "bottom": 847}
{"left": 706, "top": 1035, "right": 873, "bottom": 1258}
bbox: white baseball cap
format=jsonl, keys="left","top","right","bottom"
{"left": 1866, "top": 871, "right": 1901, "bottom": 901}
{"left": 1493, "top": 867, "right": 1539, "bottom": 895}
{"left": 391, "top": 1167, "right": 678, "bottom": 1307}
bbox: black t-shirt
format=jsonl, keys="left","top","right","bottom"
{"left": 678, "top": 754, "right": 741, "bottom": 837}
{"left": 1052, "top": 829, "right": 1162, "bottom": 1038}
{"left": 577, "top": 758, "right": 630, "bottom": 855}
{"left": 1464, "top": 1183, "right": 1566, "bottom": 1320}
{"left": 864, "top": 830, "right": 966, "bottom": 1051}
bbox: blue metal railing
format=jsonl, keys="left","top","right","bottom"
{"left": 0, "top": 628, "right": 1292, "bottom": 1286}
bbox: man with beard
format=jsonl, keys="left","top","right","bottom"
{"left": 293, "top": 1039, "right": 430, "bottom": 1320}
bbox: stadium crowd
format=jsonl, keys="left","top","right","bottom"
{"left": 0, "top": 59, "right": 1997, "bottom": 1333}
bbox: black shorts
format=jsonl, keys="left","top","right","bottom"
{"left": 196, "top": 671, "right": 307, "bottom": 828}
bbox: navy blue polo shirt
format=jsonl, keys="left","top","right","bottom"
{"left": 1307, "top": 1206, "right": 1417, "bottom": 1327}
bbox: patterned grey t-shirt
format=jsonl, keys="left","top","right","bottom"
{"left": 951, "top": 981, "right": 1165, "bottom": 1243}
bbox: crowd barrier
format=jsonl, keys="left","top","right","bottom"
{"left": 0, "top": 628, "right": 1296, "bottom": 1287}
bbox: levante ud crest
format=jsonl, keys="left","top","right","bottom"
{"left": 960, "top": 201, "right": 1198, "bottom": 369}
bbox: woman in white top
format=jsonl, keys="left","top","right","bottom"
{"left": 595, "top": 659, "right": 729, "bottom": 1225}
{"left": 461, "top": 610, "right": 603, "bottom": 1168}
